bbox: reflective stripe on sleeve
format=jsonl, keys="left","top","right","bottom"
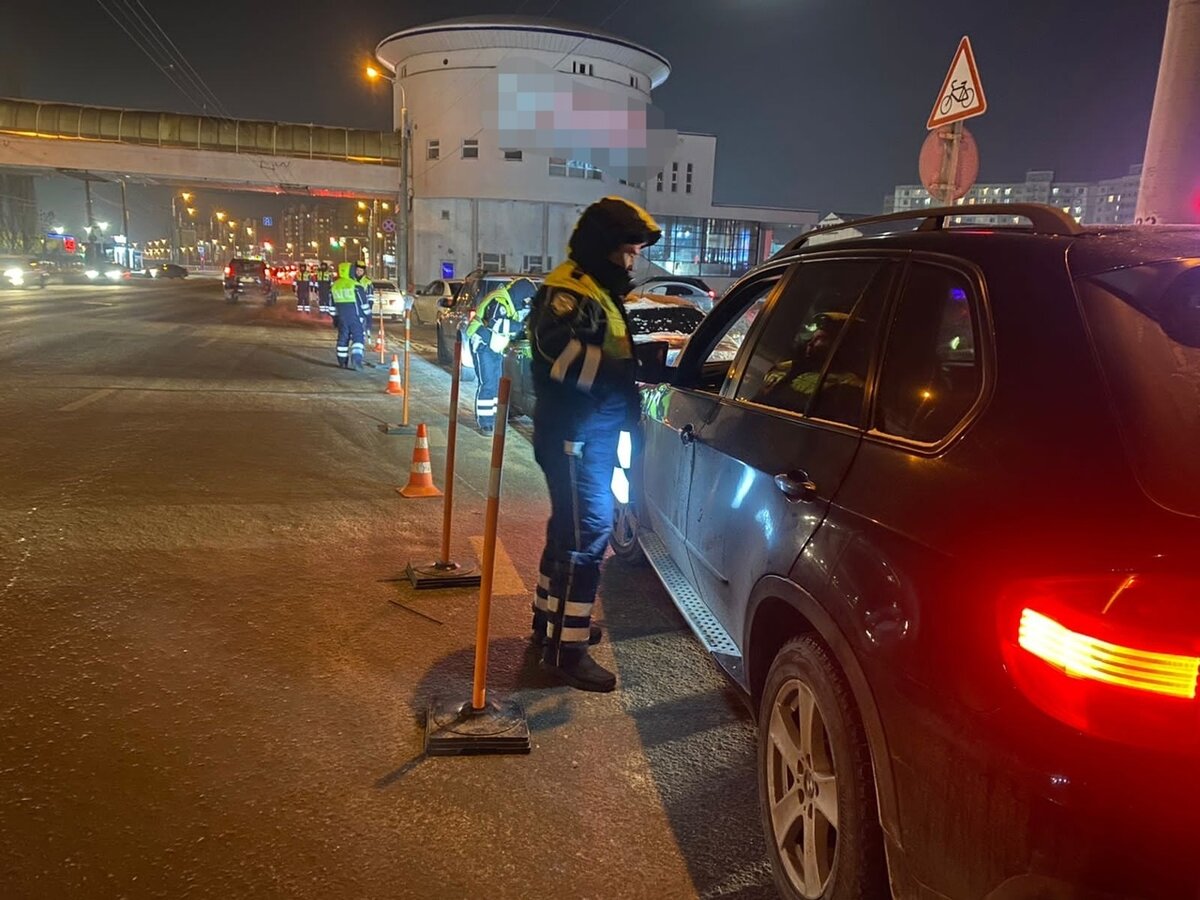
{"left": 577, "top": 345, "right": 602, "bottom": 392}
{"left": 550, "top": 339, "right": 583, "bottom": 382}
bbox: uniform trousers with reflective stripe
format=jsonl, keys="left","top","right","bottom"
{"left": 532, "top": 393, "right": 625, "bottom": 663}
{"left": 471, "top": 342, "right": 503, "bottom": 429}
{"left": 334, "top": 305, "right": 364, "bottom": 367}
{"left": 318, "top": 281, "right": 333, "bottom": 313}
{"left": 296, "top": 280, "right": 310, "bottom": 312}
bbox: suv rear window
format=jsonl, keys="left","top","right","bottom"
{"left": 230, "top": 259, "right": 265, "bottom": 277}
{"left": 1077, "top": 260, "right": 1200, "bottom": 516}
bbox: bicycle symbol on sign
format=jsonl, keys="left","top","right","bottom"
{"left": 940, "top": 79, "right": 975, "bottom": 116}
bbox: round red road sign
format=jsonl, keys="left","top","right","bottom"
{"left": 919, "top": 124, "right": 979, "bottom": 204}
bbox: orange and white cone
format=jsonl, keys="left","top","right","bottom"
{"left": 385, "top": 355, "right": 404, "bottom": 395}
{"left": 398, "top": 423, "right": 442, "bottom": 498}
{"left": 374, "top": 331, "right": 385, "bottom": 354}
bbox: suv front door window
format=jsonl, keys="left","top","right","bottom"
{"left": 684, "top": 258, "right": 897, "bottom": 634}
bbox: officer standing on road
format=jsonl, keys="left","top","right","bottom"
{"left": 527, "top": 196, "right": 660, "bottom": 692}
{"left": 331, "top": 261, "right": 366, "bottom": 369}
{"left": 354, "top": 262, "right": 375, "bottom": 343}
{"left": 296, "top": 265, "right": 311, "bottom": 313}
{"left": 317, "top": 262, "right": 334, "bottom": 315}
{"left": 465, "top": 277, "right": 537, "bottom": 434}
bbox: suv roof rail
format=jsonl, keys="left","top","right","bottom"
{"left": 777, "top": 202, "right": 1084, "bottom": 256}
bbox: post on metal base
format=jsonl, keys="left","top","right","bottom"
{"left": 405, "top": 330, "right": 480, "bottom": 589}
{"left": 423, "top": 377, "right": 529, "bottom": 756}
{"left": 382, "top": 311, "right": 418, "bottom": 435}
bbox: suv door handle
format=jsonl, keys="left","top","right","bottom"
{"left": 774, "top": 470, "right": 818, "bottom": 502}
{"left": 680, "top": 423, "right": 697, "bottom": 445}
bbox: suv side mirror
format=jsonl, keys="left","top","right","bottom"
{"left": 633, "top": 340, "right": 672, "bottom": 384}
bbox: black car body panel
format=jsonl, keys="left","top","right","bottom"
{"left": 627, "top": 213, "right": 1200, "bottom": 899}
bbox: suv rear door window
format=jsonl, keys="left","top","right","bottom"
{"left": 736, "top": 259, "right": 890, "bottom": 420}
{"left": 874, "top": 263, "right": 982, "bottom": 443}
{"left": 1077, "top": 260, "right": 1200, "bottom": 516}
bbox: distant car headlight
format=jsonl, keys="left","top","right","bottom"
{"left": 105, "top": 269, "right": 123, "bottom": 281}
{"left": 85, "top": 269, "right": 100, "bottom": 280}
{"left": 4, "top": 267, "right": 24, "bottom": 285}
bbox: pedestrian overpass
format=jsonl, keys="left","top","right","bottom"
{"left": 0, "top": 97, "right": 400, "bottom": 198}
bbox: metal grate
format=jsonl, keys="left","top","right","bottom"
{"left": 640, "top": 532, "right": 741, "bottom": 657}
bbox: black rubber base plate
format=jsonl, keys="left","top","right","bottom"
{"left": 424, "top": 698, "right": 531, "bottom": 756}
{"left": 406, "top": 561, "right": 481, "bottom": 590}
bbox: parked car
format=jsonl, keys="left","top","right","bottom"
{"left": 0, "top": 256, "right": 51, "bottom": 289}
{"left": 616, "top": 204, "right": 1200, "bottom": 900}
{"left": 373, "top": 279, "right": 410, "bottom": 321}
{"left": 223, "top": 257, "right": 277, "bottom": 305}
{"left": 411, "top": 278, "right": 464, "bottom": 325}
{"left": 634, "top": 278, "right": 717, "bottom": 312}
{"left": 436, "top": 270, "right": 542, "bottom": 383}
{"left": 503, "top": 293, "right": 707, "bottom": 418}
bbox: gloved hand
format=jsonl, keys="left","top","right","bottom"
{"left": 488, "top": 332, "right": 510, "bottom": 354}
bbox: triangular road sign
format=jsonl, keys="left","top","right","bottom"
{"left": 927, "top": 36, "right": 987, "bottom": 129}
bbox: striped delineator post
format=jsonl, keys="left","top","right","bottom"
{"left": 397, "top": 423, "right": 441, "bottom": 498}
{"left": 424, "top": 375, "right": 530, "bottom": 756}
{"left": 406, "top": 329, "right": 481, "bottom": 588}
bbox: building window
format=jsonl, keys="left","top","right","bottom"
{"left": 564, "top": 159, "right": 602, "bottom": 180}
{"left": 504, "top": 150, "right": 523, "bottom": 162}
{"left": 522, "top": 254, "right": 550, "bottom": 274}
{"left": 686, "top": 163, "right": 693, "bottom": 194}
{"left": 462, "top": 138, "right": 479, "bottom": 160}
{"left": 478, "top": 252, "right": 506, "bottom": 272}
{"left": 656, "top": 172, "right": 663, "bottom": 192}
{"left": 629, "top": 75, "right": 637, "bottom": 88}
{"left": 619, "top": 178, "right": 646, "bottom": 190}
{"left": 671, "top": 162, "right": 678, "bottom": 193}
{"left": 572, "top": 61, "right": 595, "bottom": 76}
{"left": 549, "top": 157, "right": 568, "bottom": 177}
{"left": 441, "top": 210, "right": 451, "bottom": 221}
{"left": 427, "top": 140, "right": 440, "bottom": 161}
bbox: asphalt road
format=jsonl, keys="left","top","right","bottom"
{"left": 0, "top": 279, "right": 775, "bottom": 899}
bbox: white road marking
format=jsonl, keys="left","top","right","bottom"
{"left": 469, "top": 535, "right": 527, "bottom": 596}
{"left": 57, "top": 388, "right": 116, "bottom": 412}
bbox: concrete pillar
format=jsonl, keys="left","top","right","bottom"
{"left": 1137, "top": 0, "right": 1200, "bottom": 224}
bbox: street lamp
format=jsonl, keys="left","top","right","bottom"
{"left": 364, "top": 62, "right": 410, "bottom": 290}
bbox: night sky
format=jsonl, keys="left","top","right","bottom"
{"left": 2, "top": 0, "right": 1171, "bottom": 236}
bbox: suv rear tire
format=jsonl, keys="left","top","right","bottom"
{"left": 758, "top": 635, "right": 888, "bottom": 900}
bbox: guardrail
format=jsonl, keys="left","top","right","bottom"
{"left": 0, "top": 97, "right": 400, "bottom": 166}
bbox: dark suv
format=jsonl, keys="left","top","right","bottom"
{"left": 435, "top": 269, "right": 542, "bottom": 383}
{"left": 223, "top": 258, "right": 277, "bottom": 305}
{"left": 616, "top": 204, "right": 1200, "bottom": 899}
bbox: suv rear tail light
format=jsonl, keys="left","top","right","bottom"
{"left": 224, "top": 265, "right": 232, "bottom": 278}
{"left": 1001, "top": 575, "right": 1200, "bottom": 748}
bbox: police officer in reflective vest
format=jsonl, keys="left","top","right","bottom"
{"left": 355, "top": 265, "right": 375, "bottom": 341}
{"left": 317, "top": 262, "right": 333, "bottom": 314}
{"left": 332, "top": 261, "right": 366, "bottom": 369}
{"left": 465, "top": 277, "right": 537, "bottom": 434}
{"left": 527, "top": 196, "right": 661, "bottom": 692}
{"left": 296, "top": 266, "right": 311, "bottom": 313}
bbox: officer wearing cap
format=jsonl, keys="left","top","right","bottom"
{"left": 526, "top": 196, "right": 661, "bottom": 692}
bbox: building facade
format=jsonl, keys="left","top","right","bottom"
{"left": 374, "top": 16, "right": 816, "bottom": 288}
{"left": 887, "top": 165, "right": 1143, "bottom": 226}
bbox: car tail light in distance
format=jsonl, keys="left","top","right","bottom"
{"left": 1001, "top": 574, "right": 1200, "bottom": 748}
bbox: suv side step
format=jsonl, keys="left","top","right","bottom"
{"left": 639, "top": 531, "right": 742, "bottom": 658}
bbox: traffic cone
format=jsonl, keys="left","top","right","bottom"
{"left": 398, "top": 424, "right": 442, "bottom": 498}
{"left": 385, "top": 355, "right": 404, "bottom": 395}
{"left": 374, "top": 331, "right": 385, "bottom": 354}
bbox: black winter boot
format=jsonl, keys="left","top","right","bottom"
{"left": 540, "top": 648, "right": 616, "bottom": 693}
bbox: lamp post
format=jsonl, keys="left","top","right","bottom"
{"left": 366, "top": 65, "right": 411, "bottom": 292}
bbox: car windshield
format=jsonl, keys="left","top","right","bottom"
{"left": 1077, "top": 259, "right": 1200, "bottom": 517}
{"left": 624, "top": 296, "right": 706, "bottom": 337}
